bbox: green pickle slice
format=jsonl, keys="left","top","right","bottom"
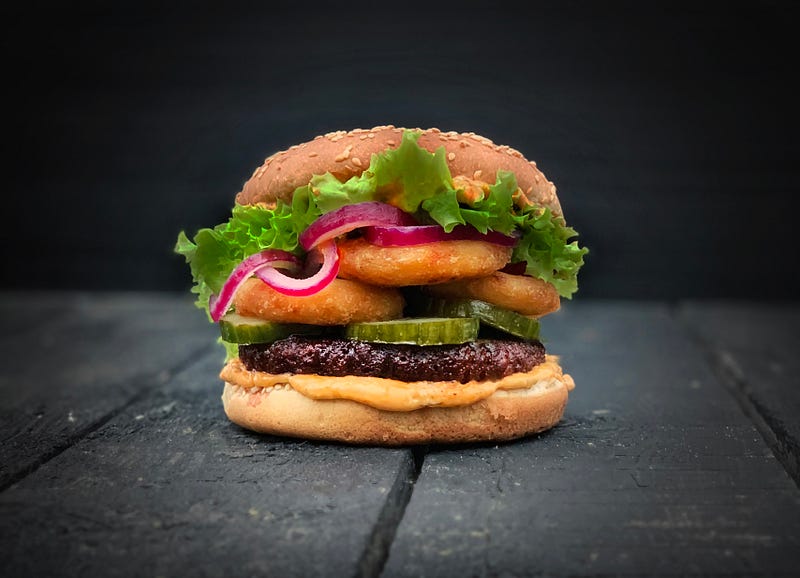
{"left": 219, "top": 313, "right": 321, "bottom": 344}
{"left": 345, "top": 317, "right": 479, "bottom": 346}
{"left": 423, "top": 298, "right": 541, "bottom": 340}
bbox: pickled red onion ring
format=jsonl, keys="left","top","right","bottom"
{"left": 363, "top": 224, "right": 518, "bottom": 247}
{"left": 299, "top": 202, "right": 416, "bottom": 250}
{"left": 209, "top": 250, "right": 301, "bottom": 322}
{"left": 255, "top": 240, "right": 339, "bottom": 297}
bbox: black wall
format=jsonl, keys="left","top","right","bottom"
{"left": 3, "top": 2, "right": 798, "bottom": 300}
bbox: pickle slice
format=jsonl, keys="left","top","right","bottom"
{"left": 423, "top": 298, "right": 541, "bottom": 341}
{"left": 345, "top": 317, "right": 479, "bottom": 345}
{"left": 219, "top": 313, "right": 321, "bottom": 344}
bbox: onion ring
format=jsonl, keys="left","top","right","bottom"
{"left": 208, "top": 249, "right": 301, "bottom": 322}
{"left": 255, "top": 241, "right": 339, "bottom": 296}
{"left": 337, "top": 238, "right": 511, "bottom": 286}
{"left": 425, "top": 271, "right": 560, "bottom": 317}
{"left": 363, "top": 224, "right": 518, "bottom": 247}
{"left": 233, "top": 277, "right": 405, "bottom": 325}
{"left": 299, "top": 201, "right": 416, "bottom": 250}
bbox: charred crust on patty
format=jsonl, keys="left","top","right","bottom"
{"left": 238, "top": 336, "right": 546, "bottom": 383}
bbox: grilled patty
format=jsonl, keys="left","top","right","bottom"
{"left": 238, "top": 336, "right": 545, "bottom": 383}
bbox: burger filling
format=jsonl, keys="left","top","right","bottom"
{"left": 220, "top": 355, "right": 571, "bottom": 412}
{"left": 175, "top": 129, "right": 587, "bottom": 413}
{"left": 238, "top": 336, "right": 545, "bottom": 383}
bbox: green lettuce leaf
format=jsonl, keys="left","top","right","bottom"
{"left": 174, "top": 202, "right": 311, "bottom": 319}
{"left": 176, "top": 130, "right": 588, "bottom": 319}
{"left": 512, "top": 205, "right": 588, "bottom": 298}
{"left": 369, "top": 131, "right": 455, "bottom": 213}
{"left": 459, "top": 170, "right": 521, "bottom": 234}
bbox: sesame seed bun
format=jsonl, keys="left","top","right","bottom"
{"left": 221, "top": 370, "right": 573, "bottom": 446}
{"left": 236, "top": 125, "right": 562, "bottom": 215}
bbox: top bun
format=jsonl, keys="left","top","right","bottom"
{"left": 236, "top": 125, "right": 562, "bottom": 215}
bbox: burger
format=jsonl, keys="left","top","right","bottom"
{"left": 175, "top": 126, "right": 587, "bottom": 445}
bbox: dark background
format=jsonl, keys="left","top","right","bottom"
{"left": 3, "top": 1, "right": 798, "bottom": 301}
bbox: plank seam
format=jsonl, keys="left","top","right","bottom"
{"left": 356, "top": 445, "right": 426, "bottom": 578}
{"left": 676, "top": 311, "right": 800, "bottom": 489}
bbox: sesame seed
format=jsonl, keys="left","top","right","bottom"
{"left": 473, "top": 169, "right": 483, "bottom": 179}
{"left": 447, "top": 152, "right": 456, "bottom": 161}
{"left": 386, "top": 140, "right": 396, "bottom": 146}
{"left": 352, "top": 157, "right": 363, "bottom": 167}
{"left": 367, "top": 133, "right": 375, "bottom": 138}
{"left": 359, "top": 135, "right": 368, "bottom": 140}
{"left": 308, "top": 152, "right": 318, "bottom": 157}
{"left": 334, "top": 145, "right": 353, "bottom": 162}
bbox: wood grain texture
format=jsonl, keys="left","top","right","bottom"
{"left": 383, "top": 303, "right": 800, "bottom": 577}
{"left": 1, "top": 296, "right": 799, "bottom": 577}
{"left": 0, "top": 292, "right": 216, "bottom": 489}
{"left": 678, "top": 302, "right": 800, "bottom": 483}
{"left": 0, "top": 348, "right": 416, "bottom": 578}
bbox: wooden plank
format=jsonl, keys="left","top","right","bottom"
{"left": 0, "top": 347, "right": 415, "bottom": 578}
{"left": 383, "top": 302, "right": 800, "bottom": 576}
{"left": 0, "top": 292, "right": 216, "bottom": 489}
{"left": 678, "top": 301, "right": 800, "bottom": 482}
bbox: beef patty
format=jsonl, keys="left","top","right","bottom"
{"left": 238, "top": 336, "right": 545, "bottom": 383}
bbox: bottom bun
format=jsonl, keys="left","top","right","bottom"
{"left": 221, "top": 372, "right": 573, "bottom": 445}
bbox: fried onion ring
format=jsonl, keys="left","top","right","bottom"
{"left": 425, "top": 271, "right": 560, "bottom": 317}
{"left": 233, "top": 277, "right": 404, "bottom": 325}
{"left": 337, "top": 238, "right": 511, "bottom": 286}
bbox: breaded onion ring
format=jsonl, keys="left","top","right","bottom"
{"left": 425, "top": 271, "right": 560, "bottom": 317}
{"left": 337, "top": 238, "right": 512, "bottom": 286}
{"left": 233, "top": 277, "right": 404, "bottom": 325}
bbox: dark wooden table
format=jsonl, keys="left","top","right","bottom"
{"left": 1, "top": 292, "right": 798, "bottom": 577}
